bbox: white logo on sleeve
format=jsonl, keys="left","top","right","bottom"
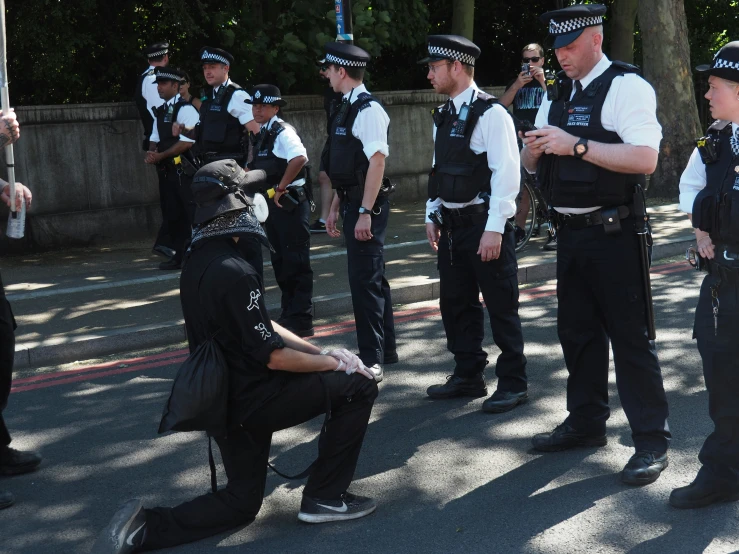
{"left": 255, "top": 323, "right": 272, "bottom": 340}
{"left": 247, "top": 290, "right": 261, "bottom": 311}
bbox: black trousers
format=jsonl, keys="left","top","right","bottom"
{"left": 0, "top": 273, "right": 16, "bottom": 446}
{"left": 556, "top": 219, "right": 670, "bottom": 452}
{"left": 437, "top": 215, "right": 527, "bottom": 391}
{"left": 341, "top": 197, "right": 396, "bottom": 366}
{"left": 694, "top": 272, "right": 739, "bottom": 484}
{"left": 264, "top": 196, "right": 313, "bottom": 326}
{"left": 155, "top": 165, "right": 195, "bottom": 262}
{"left": 141, "top": 371, "right": 378, "bottom": 551}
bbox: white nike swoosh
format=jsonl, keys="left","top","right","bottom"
{"left": 126, "top": 523, "right": 146, "bottom": 546}
{"left": 316, "top": 501, "right": 348, "bottom": 513}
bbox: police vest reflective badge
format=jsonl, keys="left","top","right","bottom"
{"left": 567, "top": 105, "right": 592, "bottom": 127}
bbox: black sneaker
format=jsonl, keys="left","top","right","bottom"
{"left": 152, "top": 245, "right": 176, "bottom": 259}
{"left": 0, "top": 446, "right": 42, "bottom": 475}
{"left": 309, "top": 220, "right": 327, "bottom": 233}
{"left": 0, "top": 490, "right": 14, "bottom": 510}
{"left": 298, "top": 492, "right": 376, "bottom": 524}
{"left": 91, "top": 499, "right": 147, "bottom": 554}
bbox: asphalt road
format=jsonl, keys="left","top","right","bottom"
{"left": 0, "top": 260, "right": 737, "bottom": 554}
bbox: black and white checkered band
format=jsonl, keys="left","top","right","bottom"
{"left": 713, "top": 57, "right": 739, "bottom": 71}
{"left": 147, "top": 49, "right": 168, "bottom": 58}
{"left": 428, "top": 45, "right": 476, "bottom": 66}
{"left": 253, "top": 91, "right": 281, "bottom": 103}
{"left": 156, "top": 71, "right": 181, "bottom": 81}
{"left": 549, "top": 15, "right": 603, "bottom": 35}
{"left": 201, "top": 51, "right": 229, "bottom": 65}
{"left": 325, "top": 53, "right": 366, "bottom": 67}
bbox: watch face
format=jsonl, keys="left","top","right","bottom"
{"left": 575, "top": 143, "right": 587, "bottom": 155}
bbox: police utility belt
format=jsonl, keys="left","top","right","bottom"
{"left": 554, "top": 205, "right": 632, "bottom": 234}
{"left": 337, "top": 175, "right": 395, "bottom": 209}
{"left": 435, "top": 203, "right": 488, "bottom": 228}
{"left": 688, "top": 245, "right": 739, "bottom": 283}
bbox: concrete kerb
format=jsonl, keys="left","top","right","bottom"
{"left": 12, "top": 234, "right": 695, "bottom": 371}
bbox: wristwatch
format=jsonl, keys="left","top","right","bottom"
{"left": 574, "top": 138, "right": 589, "bottom": 158}
{"left": 358, "top": 206, "right": 372, "bottom": 215}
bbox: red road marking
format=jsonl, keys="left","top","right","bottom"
{"left": 10, "top": 260, "right": 695, "bottom": 394}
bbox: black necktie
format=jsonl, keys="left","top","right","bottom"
{"left": 574, "top": 80, "right": 583, "bottom": 98}
{"left": 447, "top": 100, "right": 456, "bottom": 116}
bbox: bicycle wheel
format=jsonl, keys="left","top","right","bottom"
{"left": 514, "top": 177, "right": 536, "bottom": 253}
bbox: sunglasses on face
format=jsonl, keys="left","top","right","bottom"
{"left": 522, "top": 56, "right": 543, "bottom": 63}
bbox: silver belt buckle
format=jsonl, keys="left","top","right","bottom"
{"left": 724, "top": 250, "right": 737, "bottom": 261}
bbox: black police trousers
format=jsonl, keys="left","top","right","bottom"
{"left": 341, "top": 197, "right": 396, "bottom": 366}
{"left": 155, "top": 164, "right": 195, "bottom": 262}
{"left": 437, "top": 214, "right": 527, "bottom": 391}
{"left": 264, "top": 193, "right": 313, "bottom": 328}
{"left": 140, "top": 371, "right": 378, "bottom": 551}
{"left": 694, "top": 271, "right": 739, "bottom": 484}
{"left": 556, "top": 218, "right": 670, "bottom": 452}
{"left": 0, "top": 273, "right": 16, "bottom": 447}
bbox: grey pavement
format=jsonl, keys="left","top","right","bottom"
{"left": 0, "top": 263, "right": 737, "bottom": 553}
{"left": 2, "top": 200, "right": 694, "bottom": 369}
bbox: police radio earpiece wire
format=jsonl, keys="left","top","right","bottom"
{"left": 0, "top": 0, "right": 18, "bottom": 230}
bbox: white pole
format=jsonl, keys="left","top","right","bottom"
{"left": 0, "top": 0, "right": 17, "bottom": 219}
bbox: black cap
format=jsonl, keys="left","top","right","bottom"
{"left": 191, "top": 159, "right": 267, "bottom": 225}
{"left": 246, "top": 84, "right": 287, "bottom": 107}
{"left": 322, "top": 42, "right": 370, "bottom": 68}
{"left": 697, "top": 41, "right": 739, "bottom": 83}
{"left": 144, "top": 42, "right": 169, "bottom": 59}
{"left": 153, "top": 67, "right": 186, "bottom": 84}
{"left": 417, "top": 35, "right": 480, "bottom": 67}
{"left": 540, "top": 4, "right": 607, "bottom": 49}
{"left": 199, "top": 47, "right": 234, "bottom": 66}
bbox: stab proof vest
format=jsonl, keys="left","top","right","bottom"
{"left": 249, "top": 120, "right": 306, "bottom": 187}
{"left": 428, "top": 92, "right": 497, "bottom": 203}
{"left": 199, "top": 83, "right": 244, "bottom": 154}
{"left": 692, "top": 120, "right": 739, "bottom": 248}
{"left": 154, "top": 97, "right": 188, "bottom": 158}
{"left": 538, "top": 62, "right": 646, "bottom": 208}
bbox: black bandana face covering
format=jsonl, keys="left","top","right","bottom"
{"left": 189, "top": 207, "right": 268, "bottom": 251}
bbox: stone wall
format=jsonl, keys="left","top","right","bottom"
{"left": 0, "top": 86, "right": 504, "bottom": 253}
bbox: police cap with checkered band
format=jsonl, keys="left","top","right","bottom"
{"left": 417, "top": 35, "right": 480, "bottom": 67}
{"left": 153, "top": 67, "right": 187, "bottom": 84}
{"left": 540, "top": 3, "right": 607, "bottom": 49}
{"left": 199, "top": 46, "right": 234, "bottom": 67}
{"left": 144, "top": 42, "right": 169, "bottom": 59}
{"left": 697, "top": 41, "right": 739, "bottom": 83}
{"left": 246, "top": 84, "right": 287, "bottom": 107}
{"left": 320, "top": 42, "right": 370, "bottom": 69}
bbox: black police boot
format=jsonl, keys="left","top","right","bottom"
{"left": 0, "top": 490, "right": 14, "bottom": 510}
{"left": 0, "top": 446, "right": 42, "bottom": 475}
{"left": 427, "top": 374, "right": 487, "bottom": 399}
{"left": 670, "top": 475, "right": 739, "bottom": 509}
{"left": 482, "top": 389, "right": 529, "bottom": 413}
{"left": 621, "top": 451, "right": 668, "bottom": 485}
{"left": 91, "top": 499, "right": 147, "bottom": 554}
{"left": 532, "top": 423, "right": 607, "bottom": 452}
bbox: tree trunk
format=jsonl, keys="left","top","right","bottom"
{"left": 451, "top": 0, "right": 474, "bottom": 40}
{"left": 610, "top": 0, "right": 638, "bottom": 64}
{"left": 638, "top": 0, "right": 700, "bottom": 198}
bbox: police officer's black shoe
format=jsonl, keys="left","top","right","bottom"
{"left": 482, "top": 390, "right": 528, "bottom": 413}
{"left": 152, "top": 245, "right": 176, "bottom": 259}
{"left": 532, "top": 423, "right": 607, "bottom": 452}
{"left": 0, "top": 446, "right": 42, "bottom": 475}
{"left": 298, "top": 492, "right": 376, "bottom": 523}
{"left": 91, "top": 499, "right": 147, "bottom": 554}
{"left": 543, "top": 234, "right": 557, "bottom": 251}
{"left": 283, "top": 322, "right": 315, "bottom": 338}
{"left": 670, "top": 477, "right": 739, "bottom": 509}
{"left": 158, "top": 258, "right": 181, "bottom": 271}
{"left": 427, "top": 374, "right": 487, "bottom": 399}
{"left": 383, "top": 350, "right": 399, "bottom": 364}
{"left": 621, "top": 451, "right": 668, "bottom": 485}
{"left": 0, "top": 490, "right": 14, "bottom": 510}
{"left": 309, "top": 220, "right": 327, "bottom": 234}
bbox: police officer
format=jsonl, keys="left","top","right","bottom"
{"left": 145, "top": 67, "right": 200, "bottom": 270}
{"left": 420, "top": 36, "right": 528, "bottom": 413}
{"left": 521, "top": 4, "right": 670, "bottom": 485}
{"left": 323, "top": 42, "right": 396, "bottom": 381}
{"left": 247, "top": 85, "right": 314, "bottom": 337}
{"left": 197, "top": 47, "right": 263, "bottom": 273}
{"left": 134, "top": 42, "right": 174, "bottom": 259}
{"left": 93, "top": 160, "right": 378, "bottom": 553}
{"left": 671, "top": 42, "right": 739, "bottom": 509}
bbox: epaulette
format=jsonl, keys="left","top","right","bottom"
{"left": 143, "top": 68, "right": 155, "bottom": 76}
{"left": 356, "top": 92, "right": 375, "bottom": 112}
{"left": 475, "top": 91, "right": 498, "bottom": 104}
{"left": 270, "top": 120, "right": 287, "bottom": 135}
{"left": 611, "top": 60, "right": 642, "bottom": 75}
{"left": 708, "top": 119, "right": 732, "bottom": 133}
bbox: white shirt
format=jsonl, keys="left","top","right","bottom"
{"left": 425, "top": 83, "right": 520, "bottom": 234}
{"left": 213, "top": 78, "right": 255, "bottom": 125}
{"left": 149, "top": 94, "right": 200, "bottom": 144}
{"left": 678, "top": 122, "right": 737, "bottom": 213}
{"left": 534, "top": 54, "right": 663, "bottom": 213}
{"left": 344, "top": 84, "right": 390, "bottom": 160}
{"left": 260, "top": 115, "right": 308, "bottom": 187}
{"left": 141, "top": 66, "right": 161, "bottom": 121}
